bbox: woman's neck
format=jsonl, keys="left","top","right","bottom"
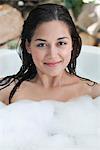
{"left": 34, "top": 70, "right": 68, "bottom": 88}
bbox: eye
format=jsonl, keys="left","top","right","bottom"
{"left": 36, "top": 43, "right": 47, "bottom": 48}
{"left": 57, "top": 41, "right": 67, "bottom": 46}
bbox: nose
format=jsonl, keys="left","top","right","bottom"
{"left": 47, "top": 45, "right": 58, "bottom": 58}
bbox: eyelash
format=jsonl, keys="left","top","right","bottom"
{"left": 36, "top": 43, "right": 46, "bottom": 47}
{"left": 36, "top": 41, "right": 67, "bottom": 48}
{"left": 57, "top": 41, "right": 67, "bottom": 46}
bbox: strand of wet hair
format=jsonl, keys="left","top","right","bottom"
{"left": 75, "top": 74, "right": 98, "bottom": 86}
{"left": 9, "top": 65, "right": 37, "bottom": 103}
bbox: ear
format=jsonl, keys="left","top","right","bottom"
{"left": 25, "top": 40, "right": 31, "bottom": 54}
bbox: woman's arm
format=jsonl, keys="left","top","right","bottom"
{"left": 0, "top": 78, "right": 14, "bottom": 105}
{"left": 0, "top": 85, "right": 10, "bottom": 104}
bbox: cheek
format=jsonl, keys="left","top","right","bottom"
{"left": 31, "top": 50, "right": 44, "bottom": 64}
{"left": 62, "top": 48, "right": 72, "bottom": 58}
{"left": 62, "top": 49, "right": 72, "bottom": 64}
{"left": 62, "top": 42, "right": 72, "bottom": 58}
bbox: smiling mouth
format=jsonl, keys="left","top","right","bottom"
{"left": 44, "top": 61, "right": 62, "bottom": 67}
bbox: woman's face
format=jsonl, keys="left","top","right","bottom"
{"left": 26, "top": 20, "right": 72, "bottom": 76}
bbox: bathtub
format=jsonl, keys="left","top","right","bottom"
{"left": 0, "top": 45, "right": 100, "bottom": 83}
{"left": 0, "top": 49, "right": 22, "bottom": 77}
{"left": 76, "top": 45, "right": 100, "bottom": 83}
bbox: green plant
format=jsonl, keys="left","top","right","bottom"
{"left": 64, "top": 0, "right": 83, "bottom": 18}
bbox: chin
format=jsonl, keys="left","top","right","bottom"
{"left": 46, "top": 71, "right": 63, "bottom": 77}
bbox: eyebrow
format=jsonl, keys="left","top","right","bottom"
{"left": 35, "top": 37, "right": 69, "bottom": 42}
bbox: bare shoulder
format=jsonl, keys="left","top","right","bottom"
{"left": 76, "top": 76, "right": 99, "bottom": 99}
{"left": 0, "top": 78, "right": 15, "bottom": 104}
{"left": 91, "top": 82, "right": 100, "bottom": 98}
{"left": 80, "top": 79, "right": 100, "bottom": 99}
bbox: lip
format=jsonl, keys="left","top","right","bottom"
{"left": 44, "top": 61, "right": 62, "bottom": 67}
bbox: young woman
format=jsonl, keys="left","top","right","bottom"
{"left": 0, "top": 3, "right": 100, "bottom": 105}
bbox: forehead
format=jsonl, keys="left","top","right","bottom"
{"left": 32, "top": 20, "right": 71, "bottom": 39}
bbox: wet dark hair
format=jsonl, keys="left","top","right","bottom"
{"left": 0, "top": 3, "right": 83, "bottom": 103}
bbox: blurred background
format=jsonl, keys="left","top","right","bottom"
{"left": 0, "top": 0, "right": 100, "bottom": 49}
